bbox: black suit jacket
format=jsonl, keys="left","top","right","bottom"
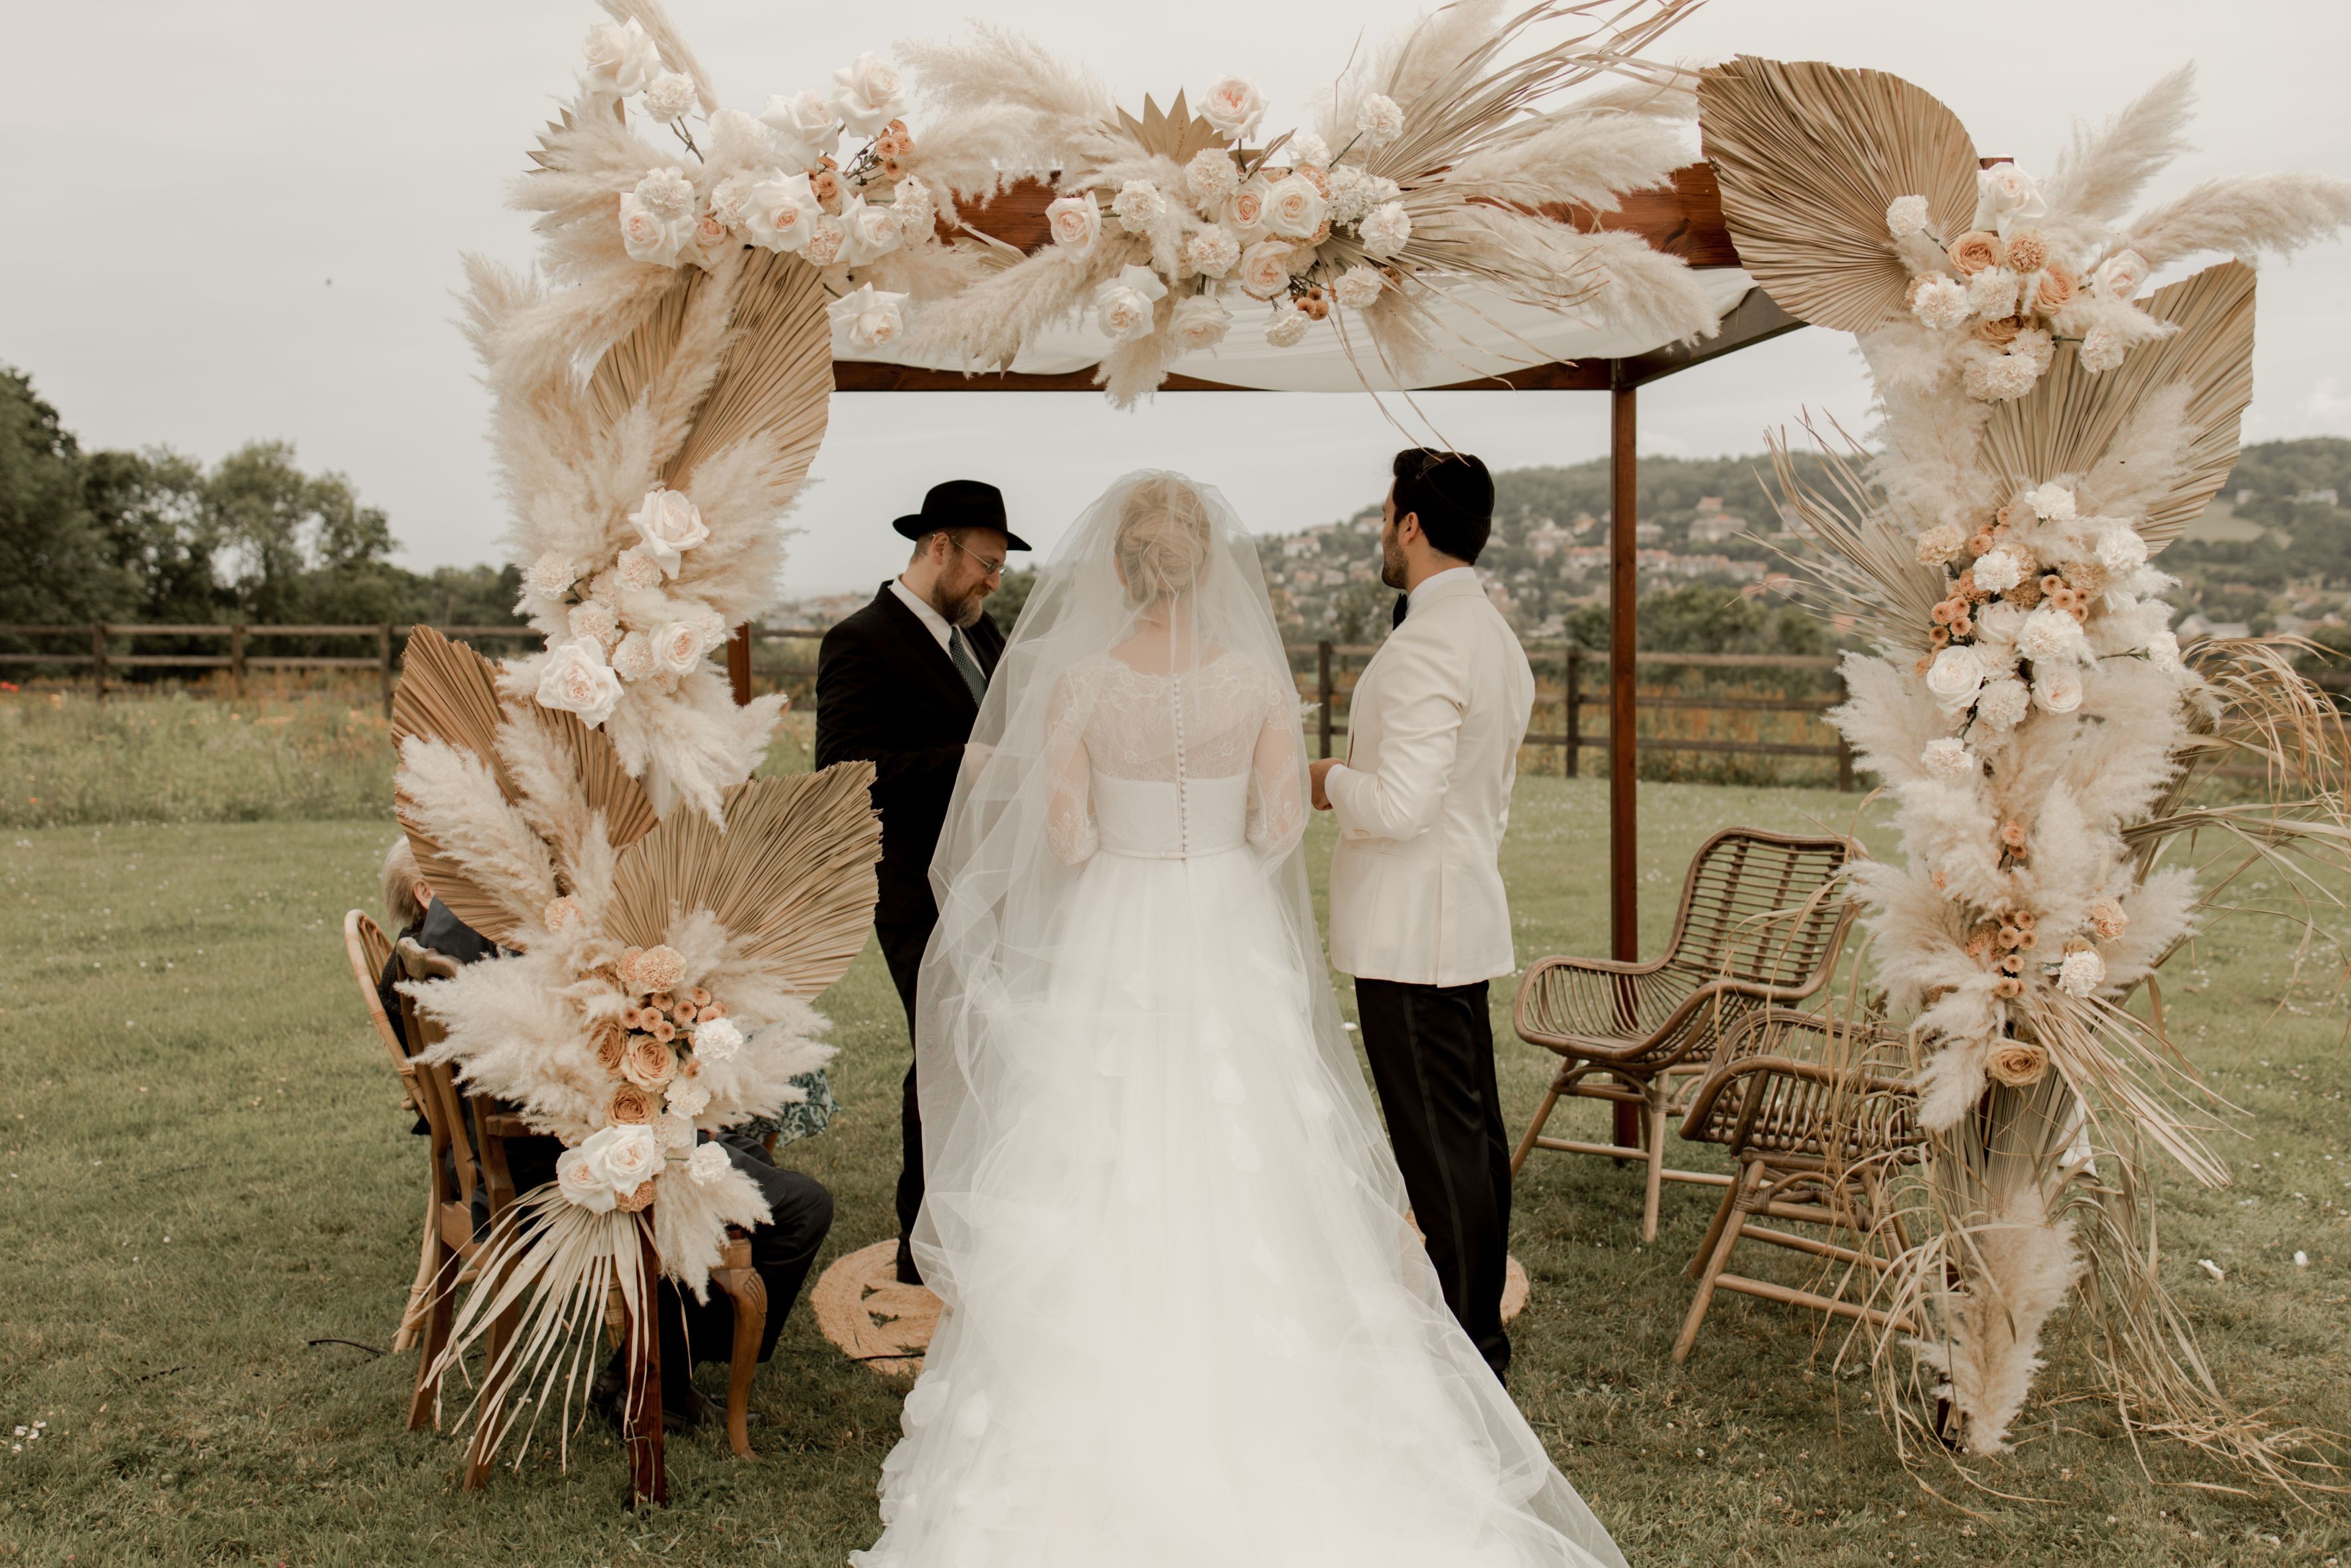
{"left": 814, "top": 583, "right": 1004, "bottom": 932}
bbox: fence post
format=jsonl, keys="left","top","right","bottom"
{"left": 1317, "top": 640, "right": 1334, "bottom": 760}
{"left": 1833, "top": 664, "right": 1854, "bottom": 792}
{"left": 380, "top": 624, "right": 395, "bottom": 718}
{"left": 92, "top": 623, "right": 107, "bottom": 701}
{"left": 1563, "top": 645, "right": 1581, "bottom": 778}
{"left": 230, "top": 622, "right": 246, "bottom": 697}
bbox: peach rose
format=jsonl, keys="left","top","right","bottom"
{"left": 2033, "top": 264, "right": 2075, "bottom": 313}
{"left": 2088, "top": 898, "right": 2129, "bottom": 940}
{"left": 592, "top": 1019, "right": 629, "bottom": 1074}
{"left": 542, "top": 896, "right": 580, "bottom": 931}
{"left": 1985, "top": 1040, "right": 2050, "bottom": 1087}
{"left": 1238, "top": 240, "right": 1293, "bottom": 301}
{"left": 1946, "top": 231, "right": 2001, "bottom": 275}
{"left": 2002, "top": 230, "right": 2048, "bottom": 273}
{"left": 607, "top": 1084, "right": 657, "bottom": 1125}
{"left": 622, "top": 1034, "right": 678, "bottom": 1090}
{"left": 1975, "top": 315, "right": 2023, "bottom": 348}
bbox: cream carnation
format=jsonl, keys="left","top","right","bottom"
{"left": 1287, "top": 132, "right": 1332, "bottom": 169}
{"left": 2145, "top": 628, "right": 2181, "bottom": 672}
{"left": 830, "top": 52, "right": 906, "bottom": 136}
{"left": 606, "top": 632, "right": 654, "bottom": 685}
{"left": 1186, "top": 149, "right": 1240, "bottom": 209}
{"left": 1264, "top": 301, "right": 1311, "bottom": 347}
{"left": 1324, "top": 165, "right": 1374, "bottom": 226}
{"left": 581, "top": 19, "right": 660, "bottom": 96}
{"left": 803, "top": 216, "right": 847, "bottom": 267}
{"left": 1910, "top": 275, "right": 1969, "bottom": 330}
{"left": 1200, "top": 75, "right": 1266, "bottom": 139}
{"left": 1263, "top": 174, "right": 1328, "bottom": 240}
{"left": 1169, "top": 295, "right": 1232, "bottom": 353}
{"left": 667, "top": 1076, "right": 711, "bottom": 1119}
{"left": 1972, "top": 547, "right": 2027, "bottom": 595}
{"left": 1966, "top": 267, "right": 2020, "bottom": 318}
{"left": 686, "top": 1142, "right": 731, "bottom": 1186}
{"left": 1925, "top": 644, "right": 1988, "bottom": 710}
{"left": 1886, "top": 194, "right": 1932, "bottom": 238}
{"left": 630, "top": 487, "right": 708, "bottom": 577}
{"left": 615, "top": 549, "right": 664, "bottom": 591}
{"left": 1046, "top": 190, "right": 1102, "bottom": 255}
{"left": 1094, "top": 265, "right": 1169, "bottom": 342}
{"left": 567, "top": 601, "right": 620, "bottom": 648}
{"left": 1358, "top": 201, "right": 1411, "bottom": 258}
{"left": 1354, "top": 92, "right": 1405, "bottom": 146}
{"left": 1185, "top": 225, "right": 1240, "bottom": 277}
{"left": 2056, "top": 946, "right": 2105, "bottom": 998}
{"left": 1238, "top": 240, "right": 1294, "bottom": 301}
{"left": 633, "top": 167, "right": 695, "bottom": 222}
{"left": 693, "top": 1015, "right": 744, "bottom": 1062}
{"left": 2016, "top": 605, "right": 2088, "bottom": 666}
{"left": 1111, "top": 180, "right": 1168, "bottom": 234}
{"left": 2011, "top": 326, "right": 2055, "bottom": 373}
{"left": 2021, "top": 483, "right": 2076, "bottom": 522}
{"left": 894, "top": 177, "right": 937, "bottom": 238}
{"left": 758, "top": 90, "right": 841, "bottom": 165}
{"left": 2096, "top": 526, "right": 2149, "bottom": 573}
{"left": 2031, "top": 666, "right": 2084, "bottom": 713}
{"left": 1920, "top": 736, "right": 1976, "bottom": 778}
{"left": 640, "top": 72, "right": 697, "bottom": 125}
{"left": 745, "top": 171, "right": 820, "bottom": 253}
{"left": 1975, "top": 676, "right": 2030, "bottom": 729}
{"left": 631, "top": 943, "right": 685, "bottom": 994}
{"left": 525, "top": 551, "right": 582, "bottom": 599}
{"left": 618, "top": 193, "right": 689, "bottom": 267}
{"left": 2078, "top": 325, "right": 2126, "bottom": 373}
{"left": 1914, "top": 523, "right": 1967, "bottom": 565}
{"left": 1334, "top": 264, "right": 1384, "bottom": 311}
{"left": 536, "top": 638, "right": 623, "bottom": 727}
{"left": 557, "top": 1143, "right": 619, "bottom": 1212}
{"left": 1973, "top": 351, "right": 2039, "bottom": 401}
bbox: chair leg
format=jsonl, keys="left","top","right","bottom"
{"left": 1640, "top": 1080, "right": 1670, "bottom": 1244}
{"left": 1510, "top": 1063, "right": 1573, "bottom": 1176}
{"left": 1674, "top": 1161, "right": 1763, "bottom": 1364}
{"left": 394, "top": 1190, "right": 437, "bottom": 1354}
{"left": 407, "top": 1230, "right": 457, "bottom": 1432}
{"left": 713, "top": 1263, "right": 767, "bottom": 1461}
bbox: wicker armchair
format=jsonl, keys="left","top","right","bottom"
{"left": 1670, "top": 1007, "right": 1922, "bottom": 1364}
{"left": 1511, "top": 827, "right": 1858, "bottom": 1240}
{"left": 343, "top": 911, "right": 442, "bottom": 1352}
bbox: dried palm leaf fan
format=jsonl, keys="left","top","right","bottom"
{"left": 1698, "top": 56, "right": 1981, "bottom": 331}
{"left": 584, "top": 263, "right": 714, "bottom": 433}
{"left": 607, "top": 763, "right": 884, "bottom": 996}
{"left": 662, "top": 249, "right": 833, "bottom": 492}
{"left": 1979, "top": 261, "right": 2256, "bottom": 553}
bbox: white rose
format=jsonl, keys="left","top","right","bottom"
{"left": 1169, "top": 295, "right": 1232, "bottom": 353}
{"left": 1185, "top": 225, "right": 1240, "bottom": 277}
{"left": 827, "top": 281, "right": 910, "bottom": 348}
{"left": 1237, "top": 240, "right": 1293, "bottom": 301}
{"left": 2016, "top": 605, "right": 2088, "bottom": 665}
{"left": 2094, "top": 248, "right": 2148, "bottom": 300}
{"left": 831, "top": 52, "right": 906, "bottom": 136}
{"left": 1094, "top": 264, "right": 1169, "bottom": 342}
{"left": 2146, "top": 628, "right": 2181, "bottom": 672}
{"left": 1910, "top": 275, "right": 1969, "bottom": 330}
{"left": 1287, "top": 131, "right": 1332, "bottom": 169}
{"left": 1920, "top": 737, "right": 1976, "bottom": 778}
{"left": 1972, "top": 547, "right": 2026, "bottom": 595}
{"left": 1264, "top": 301, "right": 1311, "bottom": 347}
{"left": 612, "top": 630, "right": 658, "bottom": 681}
{"left": 1200, "top": 75, "right": 1265, "bottom": 139}
{"left": 618, "top": 194, "right": 689, "bottom": 267}
{"left": 839, "top": 194, "right": 904, "bottom": 264}
{"left": 630, "top": 487, "right": 709, "bottom": 577}
{"left": 535, "top": 638, "right": 624, "bottom": 728}
{"left": 1334, "top": 264, "right": 1384, "bottom": 311}
{"left": 1358, "top": 200, "right": 1411, "bottom": 259}
{"left": 582, "top": 19, "right": 660, "bottom": 96}
{"left": 666, "top": 1076, "right": 712, "bottom": 1119}
{"left": 1111, "top": 180, "right": 1167, "bottom": 234}
{"left": 745, "top": 170, "right": 820, "bottom": 253}
{"left": 758, "top": 90, "right": 841, "bottom": 166}
{"left": 1263, "top": 174, "right": 1328, "bottom": 240}
{"left": 1886, "top": 194, "right": 1932, "bottom": 238}
{"left": 1975, "top": 675, "right": 2030, "bottom": 729}
{"left": 1354, "top": 93, "right": 1404, "bottom": 147}
{"left": 591, "top": 1121, "right": 660, "bottom": 1190}
{"left": 2021, "top": 482, "right": 2076, "bottom": 522}
{"left": 652, "top": 620, "right": 708, "bottom": 676}
{"left": 2096, "top": 526, "right": 2149, "bottom": 573}
{"left": 2056, "top": 946, "right": 2105, "bottom": 998}
{"left": 686, "top": 1142, "right": 731, "bottom": 1186}
{"left": 1914, "top": 523, "right": 1966, "bottom": 565}
{"left": 2032, "top": 666, "right": 2084, "bottom": 713}
{"left": 693, "top": 1016, "right": 744, "bottom": 1062}
{"left": 1186, "top": 149, "right": 1240, "bottom": 210}
{"left": 557, "top": 1143, "right": 620, "bottom": 1213}
{"left": 1045, "top": 190, "right": 1102, "bottom": 255}
{"left": 632, "top": 167, "right": 695, "bottom": 222}
{"left": 1977, "top": 162, "right": 2047, "bottom": 224}
{"left": 1924, "top": 644, "right": 1987, "bottom": 711}
{"left": 641, "top": 72, "right": 698, "bottom": 125}
{"left": 1975, "top": 600, "right": 2028, "bottom": 650}
{"left": 894, "top": 177, "right": 937, "bottom": 238}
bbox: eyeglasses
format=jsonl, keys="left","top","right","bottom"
{"left": 949, "top": 535, "right": 1007, "bottom": 579}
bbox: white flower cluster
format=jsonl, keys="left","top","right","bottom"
{"left": 1885, "top": 161, "right": 2161, "bottom": 401}
{"left": 528, "top": 485, "right": 729, "bottom": 728}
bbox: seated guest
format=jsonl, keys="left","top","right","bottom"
{"left": 377, "top": 840, "right": 833, "bottom": 1431}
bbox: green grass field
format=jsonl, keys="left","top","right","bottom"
{"left": 3, "top": 750, "right": 2349, "bottom": 1563}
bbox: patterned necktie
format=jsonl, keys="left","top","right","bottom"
{"left": 946, "top": 624, "right": 988, "bottom": 704}
{"left": 1390, "top": 591, "right": 1410, "bottom": 629}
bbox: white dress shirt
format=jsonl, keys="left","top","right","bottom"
{"left": 891, "top": 577, "right": 954, "bottom": 656}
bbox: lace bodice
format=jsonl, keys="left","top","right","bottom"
{"left": 1044, "top": 650, "right": 1306, "bottom": 864}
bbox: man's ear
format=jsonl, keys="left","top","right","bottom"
{"left": 1394, "top": 510, "right": 1422, "bottom": 547}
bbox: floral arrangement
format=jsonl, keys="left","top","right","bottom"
{"left": 1702, "top": 56, "right": 2351, "bottom": 1474}
{"left": 892, "top": 0, "right": 1721, "bottom": 403}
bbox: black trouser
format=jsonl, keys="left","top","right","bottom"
{"left": 1354, "top": 977, "right": 1514, "bottom": 1381}
{"left": 877, "top": 920, "right": 933, "bottom": 1285}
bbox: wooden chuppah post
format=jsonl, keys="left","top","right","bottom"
{"left": 1606, "top": 379, "right": 1642, "bottom": 1151}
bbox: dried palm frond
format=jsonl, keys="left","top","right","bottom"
{"left": 662, "top": 249, "right": 833, "bottom": 492}
{"left": 1762, "top": 423, "right": 1948, "bottom": 652}
{"left": 1979, "top": 261, "right": 2255, "bottom": 550}
{"left": 585, "top": 265, "right": 713, "bottom": 433}
{"left": 1697, "top": 56, "right": 1980, "bottom": 332}
{"left": 1113, "top": 92, "right": 1228, "bottom": 164}
{"left": 392, "top": 629, "right": 534, "bottom": 942}
{"left": 608, "top": 764, "right": 883, "bottom": 997}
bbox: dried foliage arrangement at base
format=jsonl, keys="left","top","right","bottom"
{"left": 1702, "top": 56, "right": 2351, "bottom": 1478}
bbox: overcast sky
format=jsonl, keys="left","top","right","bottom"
{"left": 10, "top": 1, "right": 2349, "bottom": 598}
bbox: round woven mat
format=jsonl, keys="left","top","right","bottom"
{"left": 814, "top": 1238, "right": 1530, "bottom": 1378}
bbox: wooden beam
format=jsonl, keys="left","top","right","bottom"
{"left": 1614, "top": 286, "right": 1805, "bottom": 388}
{"left": 1607, "top": 380, "right": 1641, "bottom": 1150}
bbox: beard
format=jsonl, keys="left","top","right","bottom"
{"left": 947, "top": 585, "right": 990, "bottom": 628}
{"left": 1378, "top": 533, "right": 1408, "bottom": 591}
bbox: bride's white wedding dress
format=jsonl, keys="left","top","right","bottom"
{"left": 853, "top": 474, "right": 1624, "bottom": 1568}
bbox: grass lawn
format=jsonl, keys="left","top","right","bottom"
{"left": 3, "top": 776, "right": 2349, "bottom": 1566}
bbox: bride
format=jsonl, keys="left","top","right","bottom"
{"left": 851, "top": 472, "right": 1626, "bottom": 1568}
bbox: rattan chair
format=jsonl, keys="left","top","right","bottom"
{"left": 343, "top": 911, "right": 442, "bottom": 1352}
{"left": 1670, "top": 1007, "right": 1922, "bottom": 1364}
{"left": 1511, "top": 827, "right": 1859, "bottom": 1240}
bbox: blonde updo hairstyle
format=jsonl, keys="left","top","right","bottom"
{"left": 1113, "top": 476, "right": 1214, "bottom": 608}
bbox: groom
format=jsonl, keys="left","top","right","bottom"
{"left": 1310, "top": 449, "right": 1533, "bottom": 1381}
{"left": 815, "top": 479, "right": 1029, "bottom": 1285}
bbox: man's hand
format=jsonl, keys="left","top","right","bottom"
{"left": 1309, "top": 757, "right": 1340, "bottom": 812}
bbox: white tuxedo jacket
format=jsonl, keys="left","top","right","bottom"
{"left": 1325, "top": 571, "right": 1534, "bottom": 987}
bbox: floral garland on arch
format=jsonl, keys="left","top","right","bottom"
{"left": 1701, "top": 56, "right": 2351, "bottom": 1476}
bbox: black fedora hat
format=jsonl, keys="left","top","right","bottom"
{"left": 892, "top": 479, "right": 1032, "bottom": 552}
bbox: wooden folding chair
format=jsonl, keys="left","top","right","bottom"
{"left": 1511, "top": 827, "right": 1859, "bottom": 1241}
{"left": 342, "top": 911, "right": 441, "bottom": 1352}
{"left": 1670, "top": 1007, "right": 1922, "bottom": 1364}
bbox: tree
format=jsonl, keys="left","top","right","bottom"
{"left": 0, "top": 367, "right": 135, "bottom": 634}
{"left": 207, "top": 440, "right": 401, "bottom": 623}
{"left": 81, "top": 447, "right": 224, "bottom": 624}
